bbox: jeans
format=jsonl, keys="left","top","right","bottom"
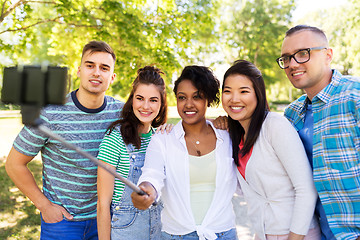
{"left": 111, "top": 203, "right": 162, "bottom": 240}
{"left": 161, "top": 228, "right": 238, "bottom": 240}
{"left": 40, "top": 216, "right": 98, "bottom": 240}
{"left": 111, "top": 143, "right": 162, "bottom": 240}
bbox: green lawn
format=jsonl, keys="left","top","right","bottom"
{"left": 0, "top": 157, "right": 42, "bottom": 240}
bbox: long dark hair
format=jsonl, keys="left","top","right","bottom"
{"left": 107, "top": 65, "right": 167, "bottom": 149}
{"left": 222, "top": 60, "right": 269, "bottom": 166}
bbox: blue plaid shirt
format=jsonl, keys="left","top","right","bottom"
{"left": 284, "top": 70, "right": 360, "bottom": 240}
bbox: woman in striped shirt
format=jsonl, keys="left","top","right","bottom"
{"left": 97, "top": 65, "right": 168, "bottom": 240}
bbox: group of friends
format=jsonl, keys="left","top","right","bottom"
{"left": 4, "top": 24, "right": 360, "bottom": 240}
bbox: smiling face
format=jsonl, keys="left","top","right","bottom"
{"left": 77, "top": 50, "right": 116, "bottom": 96}
{"left": 281, "top": 30, "right": 333, "bottom": 99}
{"left": 222, "top": 74, "right": 257, "bottom": 130}
{"left": 176, "top": 79, "right": 208, "bottom": 126}
{"left": 132, "top": 83, "right": 162, "bottom": 130}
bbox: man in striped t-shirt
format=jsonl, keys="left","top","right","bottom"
{"left": 278, "top": 25, "right": 360, "bottom": 239}
{"left": 5, "top": 41, "right": 123, "bottom": 239}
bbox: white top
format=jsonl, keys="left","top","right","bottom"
{"left": 138, "top": 120, "right": 237, "bottom": 240}
{"left": 189, "top": 150, "right": 216, "bottom": 225}
{"left": 238, "top": 112, "right": 317, "bottom": 239}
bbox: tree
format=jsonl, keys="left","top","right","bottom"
{"left": 219, "top": 0, "right": 295, "bottom": 86}
{"left": 0, "top": 0, "right": 218, "bottom": 99}
{"left": 293, "top": 0, "right": 360, "bottom": 76}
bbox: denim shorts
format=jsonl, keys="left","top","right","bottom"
{"left": 40, "top": 215, "right": 98, "bottom": 240}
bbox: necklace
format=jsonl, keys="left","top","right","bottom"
{"left": 185, "top": 124, "right": 212, "bottom": 156}
{"left": 194, "top": 140, "right": 201, "bottom": 156}
{"left": 187, "top": 135, "right": 201, "bottom": 156}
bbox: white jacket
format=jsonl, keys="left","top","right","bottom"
{"left": 238, "top": 112, "right": 317, "bottom": 239}
{"left": 138, "top": 120, "right": 237, "bottom": 240}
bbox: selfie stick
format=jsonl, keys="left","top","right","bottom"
{"left": 2, "top": 65, "right": 152, "bottom": 200}
{"left": 34, "top": 122, "right": 147, "bottom": 196}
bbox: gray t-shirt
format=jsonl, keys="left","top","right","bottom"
{"left": 13, "top": 90, "right": 123, "bottom": 220}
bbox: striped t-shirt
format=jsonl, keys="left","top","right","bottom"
{"left": 13, "top": 90, "right": 123, "bottom": 220}
{"left": 97, "top": 127, "right": 153, "bottom": 203}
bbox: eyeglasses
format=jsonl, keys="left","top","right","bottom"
{"left": 276, "top": 47, "right": 327, "bottom": 69}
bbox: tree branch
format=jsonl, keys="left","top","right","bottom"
{"left": 0, "top": 0, "right": 56, "bottom": 24}
{"left": 0, "top": 16, "right": 102, "bottom": 35}
{"left": 0, "top": 0, "right": 28, "bottom": 23}
{"left": 1, "top": 0, "right": 9, "bottom": 19}
{"left": 26, "top": 0, "right": 57, "bottom": 4}
{"left": 0, "top": 16, "right": 59, "bottom": 34}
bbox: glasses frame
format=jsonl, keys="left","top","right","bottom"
{"left": 276, "top": 47, "right": 327, "bottom": 69}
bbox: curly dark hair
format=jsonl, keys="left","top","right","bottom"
{"left": 173, "top": 65, "right": 220, "bottom": 107}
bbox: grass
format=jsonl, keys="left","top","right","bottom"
{"left": 167, "top": 117, "right": 180, "bottom": 125}
{"left": 0, "top": 157, "right": 42, "bottom": 240}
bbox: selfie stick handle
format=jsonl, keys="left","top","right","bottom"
{"left": 37, "top": 124, "right": 147, "bottom": 196}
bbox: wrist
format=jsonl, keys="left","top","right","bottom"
{"left": 35, "top": 197, "right": 53, "bottom": 212}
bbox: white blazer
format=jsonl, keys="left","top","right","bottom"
{"left": 138, "top": 120, "right": 237, "bottom": 240}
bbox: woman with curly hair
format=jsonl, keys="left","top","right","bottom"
{"left": 132, "top": 65, "right": 238, "bottom": 240}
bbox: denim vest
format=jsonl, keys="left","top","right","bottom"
{"left": 110, "top": 143, "right": 163, "bottom": 240}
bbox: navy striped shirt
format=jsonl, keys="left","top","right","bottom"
{"left": 13, "top": 90, "right": 123, "bottom": 220}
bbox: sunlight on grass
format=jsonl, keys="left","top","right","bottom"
{"left": 0, "top": 157, "right": 41, "bottom": 240}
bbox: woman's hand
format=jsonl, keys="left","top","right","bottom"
{"left": 131, "top": 182, "right": 157, "bottom": 210}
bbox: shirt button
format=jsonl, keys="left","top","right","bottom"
{"left": 115, "top": 206, "right": 120, "bottom": 210}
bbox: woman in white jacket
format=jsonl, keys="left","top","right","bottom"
{"left": 131, "top": 65, "right": 238, "bottom": 240}
{"left": 221, "top": 60, "right": 320, "bottom": 240}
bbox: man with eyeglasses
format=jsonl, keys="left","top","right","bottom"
{"left": 278, "top": 25, "right": 360, "bottom": 240}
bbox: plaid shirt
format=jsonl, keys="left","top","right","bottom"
{"left": 284, "top": 70, "right": 360, "bottom": 239}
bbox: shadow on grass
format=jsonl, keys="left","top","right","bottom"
{"left": 0, "top": 157, "right": 42, "bottom": 239}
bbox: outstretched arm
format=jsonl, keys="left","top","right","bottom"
{"left": 5, "top": 147, "right": 72, "bottom": 223}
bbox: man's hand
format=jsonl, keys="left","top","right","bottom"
{"left": 155, "top": 123, "right": 174, "bottom": 134}
{"left": 131, "top": 182, "right": 157, "bottom": 210}
{"left": 41, "top": 202, "right": 73, "bottom": 223}
{"left": 212, "top": 116, "right": 228, "bottom": 130}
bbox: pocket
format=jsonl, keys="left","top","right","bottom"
{"left": 111, "top": 211, "right": 138, "bottom": 229}
{"left": 321, "top": 132, "right": 359, "bottom": 171}
{"left": 41, "top": 215, "right": 67, "bottom": 225}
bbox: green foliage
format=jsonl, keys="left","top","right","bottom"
{"left": 1, "top": 0, "right": 359, "bottom": 104}
{"left": 219, "top": 0, "right": 295, "bottom": 86}
{"left": 293, "top": 0, "right": 360, "bottom": 77}
{"left": 0, "top": 0, "right": 218, "bottom": 99}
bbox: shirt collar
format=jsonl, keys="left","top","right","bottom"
{"left": 173, "top": 120, "right": 224, "bottom": 143}
{"left": 290, "top": 94, "right": 310, "bottom": 120}
{"left": 314, "top": 69, "right": 342, "bottom": 104}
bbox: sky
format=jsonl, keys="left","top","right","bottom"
{"left": 292, "top": 0, "right": 348, "bottom": 21}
